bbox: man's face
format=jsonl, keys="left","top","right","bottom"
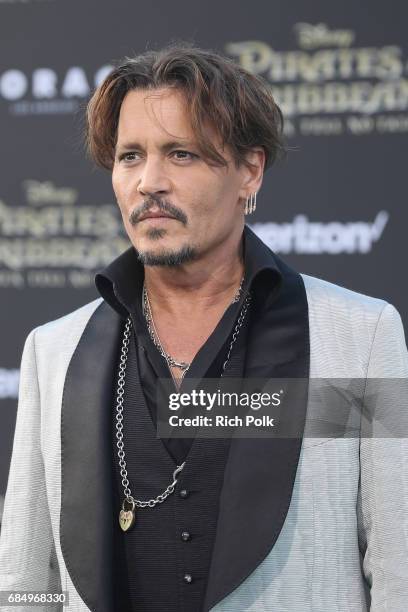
{"left": 112, "top": 87, "right": 259, "bottom": 266}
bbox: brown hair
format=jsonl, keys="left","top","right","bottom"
{"left": 86, "top": 41, "right": 286, "bottom": 172}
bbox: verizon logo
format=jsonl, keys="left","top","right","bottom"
{"left": 250, "top": 211, "right": 389, "bottom": 254}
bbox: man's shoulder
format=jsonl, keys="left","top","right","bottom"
{"left": 32, "top": 297, "right": 104, "bottom": 346}
{"left": 301, "top": 273, "right": 407, "bottom": 378}
{"left": 300, "top": 272, "right": 388, "bottom": 321}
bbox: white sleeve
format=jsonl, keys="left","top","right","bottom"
{"left": 357, "top": 303, "right": 408, "bottom": 611}
{"left": 0, "top": 329, "right": 62, "bottom": 612}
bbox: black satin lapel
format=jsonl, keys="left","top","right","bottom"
{"left": 204, "top": 262, "right": 310, "bottom": 611}
{"left": 60, "top": 301, "right": 123, "bottom": 612}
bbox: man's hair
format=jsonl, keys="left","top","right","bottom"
{"left": 86, "top": 42, "right": 286, "bottom": 172}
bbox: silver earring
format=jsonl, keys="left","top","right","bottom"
{"left": 244, "top": 192, "right": 257, "bottom": 215}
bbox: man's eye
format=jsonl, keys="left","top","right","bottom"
{"left": 172, "top": 150, "right": 197, "bottom": 161}
{"left": 119, "top": 152, "right": 139, "bottom": 162}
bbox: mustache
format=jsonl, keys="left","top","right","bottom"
{"left": 129, "top": 195, "right": 188, "bottom": 226}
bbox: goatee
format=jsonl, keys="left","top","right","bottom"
{"left": 136, "top": 244, "right": 198, "bottom": 267}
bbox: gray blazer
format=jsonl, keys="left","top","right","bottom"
{"left": 0, "top": 273, "right": 407, "bottom": 612}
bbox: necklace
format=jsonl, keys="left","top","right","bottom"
{"left": 116, "top": 286, "right": 251, "bottom": 532}
{"left": 143, "top": 287, "right": 190, "bottom": 376}
{"left": 142, "top": 276, "right": 246, "bottom": 381}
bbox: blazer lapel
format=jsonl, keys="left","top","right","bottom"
{"left": 203, "top": 258, "right": 310, "bottom": 611}
{"left": 61, "top": 301, "right": 123, "bottom": 612}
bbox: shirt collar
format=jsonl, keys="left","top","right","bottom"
{"left": 94, "top": 224, "right": 283, "bottom": 318}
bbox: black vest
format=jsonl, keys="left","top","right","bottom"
{"left": 112, "top": 318, "right": 248, "bottom": 612}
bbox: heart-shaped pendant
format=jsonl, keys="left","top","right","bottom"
{"left": 119, "top": 499, "right": 136, "bottom": 532}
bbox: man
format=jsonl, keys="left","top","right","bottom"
{"left": 0, "top": 43, "right": 407, "bottom": 612}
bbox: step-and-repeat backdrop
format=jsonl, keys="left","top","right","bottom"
{"left": 1, "top": 0, "right": 407, "bottom": 516}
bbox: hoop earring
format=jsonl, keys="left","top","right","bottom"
{"left": 244, "top": 192, "right": 257, "bottom": 215}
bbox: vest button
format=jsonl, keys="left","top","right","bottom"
{"left": 179, "top": 489, "right": 189, "bottom": 498}
{"left": 181, "top": 531, "right": 191, "bottom": 541}
{"left": 183, "top": 573, "right": 193, "bottom": 584}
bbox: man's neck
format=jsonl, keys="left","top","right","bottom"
{"left": 141, "top": 232, "right": 246, "bottom": 371}
{"left": 143, "top": 236, "right": 245, "bottom": 317}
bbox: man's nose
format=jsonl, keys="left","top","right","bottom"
{"left": 137, "top": 157, "right": 171, "bottom": 196}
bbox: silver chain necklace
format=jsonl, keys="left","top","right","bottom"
{"left": 116, "top": 288, "right": 251, "bottom": 532}
{"left": 142, "top": 276, "right": 245, "bottom": 380}
{"left": 143, "top": 287, "right": 190, "bottom": 375}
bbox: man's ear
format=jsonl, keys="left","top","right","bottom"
{"left": 238, "top": 147, "right": 265, "bottom": 200}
